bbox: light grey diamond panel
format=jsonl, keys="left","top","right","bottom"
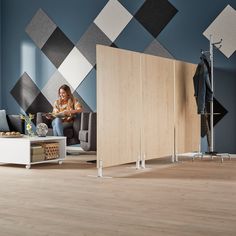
{"left": 41, "top": 70, "right": 74, "bottom": 106}
{"left": 25, "top": 8, "right": 57, "bottom": 49}
{"left": 203, "top": 5, "right": 236, "bottom": 58}
{"left": 94, "top": 0, "right": 133, "bottom": 42}
{"left": 76, "top": 23, "right": 112, "bottom": 66}
{"left": 144, "top": 39, "right": 174, "bottom": 59}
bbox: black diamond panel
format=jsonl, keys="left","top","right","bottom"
{"left": 134, "top": 0, "right": 177, "bottom": 38}
{"left": 26, "top": 92, "right": 53, "bottom": 115}
{"left": 209, "top": 97, "right": 228, "bottom": 127}
{"left": 41, "top": 27, "right": 74, "bottom": 68}
{"left": 10, "top": 72, "right": 40, "bottom": 111}
{"left": 201, "top": 97, "right": 228, "bottom": 137}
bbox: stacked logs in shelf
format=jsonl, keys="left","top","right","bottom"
{"left": 31, "top": 142, "right": 59, "bottom": 162}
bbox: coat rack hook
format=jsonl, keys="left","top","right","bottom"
{"left": 212, "top": 38, "right": 223, "bottom": 45}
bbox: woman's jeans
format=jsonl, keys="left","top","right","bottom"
{"left": 52, "top": 118, "right": 73, "bottom": 136}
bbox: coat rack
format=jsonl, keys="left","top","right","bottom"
{"left": 209, "top": 35, "right": 222, "bottom": 153}
{"left": 196, "top": 35, "right": 231, "bottom": 162}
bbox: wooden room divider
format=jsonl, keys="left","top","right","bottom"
{"left": 96, "top": 46, "right": 141, "bottom": 168}
{"left": 141, "top": 54, "right": 175, "bottom": 162}
{"left": 97, "top": 45, "right": 200, "bottom": 172}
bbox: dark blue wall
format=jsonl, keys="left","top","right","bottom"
{"left": 1, "top": 0, "right": 236, "bottom": 152}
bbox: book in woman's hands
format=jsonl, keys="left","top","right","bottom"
{"left": 53, "top": 112, "right": 65, "bottom": 118}
{"left": 45, "top": 112, "right": 65, "bottom": 118}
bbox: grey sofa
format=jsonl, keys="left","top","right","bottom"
{"left": 6, "top": 115, "right": 25, "bottom": 133}
{"left": 79, "top": 112, "right": 97, "bottom": 151}
{"left": 36, "top": 112, "right": 81, "bottom": 146}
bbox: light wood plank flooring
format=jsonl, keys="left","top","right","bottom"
{"left": 0, "top": 155, "right": 235, "bottom": 236}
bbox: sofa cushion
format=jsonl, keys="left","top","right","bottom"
{"left": 79, "top": 130, "right": 88, "bottom": 142}
{"left": 0, "top": 110, "right": 10, "bottom": 131}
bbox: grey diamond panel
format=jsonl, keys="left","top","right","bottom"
{"left": 25, "top": 8, "right": 57, "bottom": 49}
{"left": 10, "top": 72, "right": 40, "bottom": 111}
{"left": 41, "top": 27, "right": 74, "bottom": 68}
{"left": 76, "top": 23, "right": 112, "bottom": 66}
{"left": 144, "top": 39, "right": 174, "bottom": 59}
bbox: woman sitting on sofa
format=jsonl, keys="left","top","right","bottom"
{"left": 46, "top": 84, "right": 82, "bottom": 136}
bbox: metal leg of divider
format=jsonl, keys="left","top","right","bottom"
{"left": 136, "top": 158, "right": 141, "bottom": 170}
{"left": 141, "top": 154, "right": 146, "bottom": 169}
{"left": 171, "top": 154, "right": 175, "bottom": 163}
{"left": 175, "top": 154, "right": 178, "bottom": 162}
{"left": 89, "top": 160, "right": 112, "bottom": 178}
{"left": 97, "top": 160, "right": 103, "bottom": 177}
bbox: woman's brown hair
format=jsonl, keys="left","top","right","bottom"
{"left": 58, "top": 84, "right": 74, "bottom": 102}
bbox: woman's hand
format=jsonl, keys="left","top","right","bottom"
{"left": 45, "top": 113, "right": 53, "bottom": 119}
{"left": 63, "top": 110, "right": 71, "bottom": 116}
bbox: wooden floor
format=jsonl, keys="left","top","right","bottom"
{"left": 0, "top": 155, "right": 236, "bottom": 236}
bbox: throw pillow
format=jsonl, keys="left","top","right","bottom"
{"left": 0, "top": 110, "right": 10, "bottom": 131}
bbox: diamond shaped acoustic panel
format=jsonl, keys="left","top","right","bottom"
{"left": 10, "top": 72, "right": 40, "bottom": 111}
{"left": 41, "top": 27, "right": 74, "bottom": 68}
{"left": 201, "top": 97, "right": 228, "bottom": 137}
{"left": 134, "top": 0, "right": 178, "bottom": 38}
{"left": 25, "top": 8, "right": 57, "bottom": 49}
{"left": 94, "top": 0, "right": 133, "bottom": 42}
{"left": 41, "top": 71, "right": 72, "bottom": 105}
{"left": 76, "top": 23, "right": 112, "bottom": 66}
{"left": 144, "top": 39, "right": 174, "bottom": 59}
{"left": 58, "top": 47, "right": 93, "bottom": 90}
{"left": 26, "top": 92, "right": 53, "bottom": 115}
{"left": 203, "top": 5, "right": 236, "bottom": 58}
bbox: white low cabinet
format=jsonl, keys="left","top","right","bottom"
{"left": 0, "top": 136, "right": 66, "bottom": 168}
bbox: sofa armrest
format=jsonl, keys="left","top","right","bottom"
{"left": 7, "top": 115, "right": 25, "bottom": 133}
{"left": 81, "top": 112, "right": 90, "bottom": 130}
{"left": 79, "top": 112, "right": 97, "bottom": 151}
{"left": 88, "top": 112, "right": 97, "bottom": 139}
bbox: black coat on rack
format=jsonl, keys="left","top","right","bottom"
{"left": 193, "top": 54, "right": 213, "bottom": 114}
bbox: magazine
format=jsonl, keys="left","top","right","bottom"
{"left": 45, "top": 112, "right": 66, "bottom": 118}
